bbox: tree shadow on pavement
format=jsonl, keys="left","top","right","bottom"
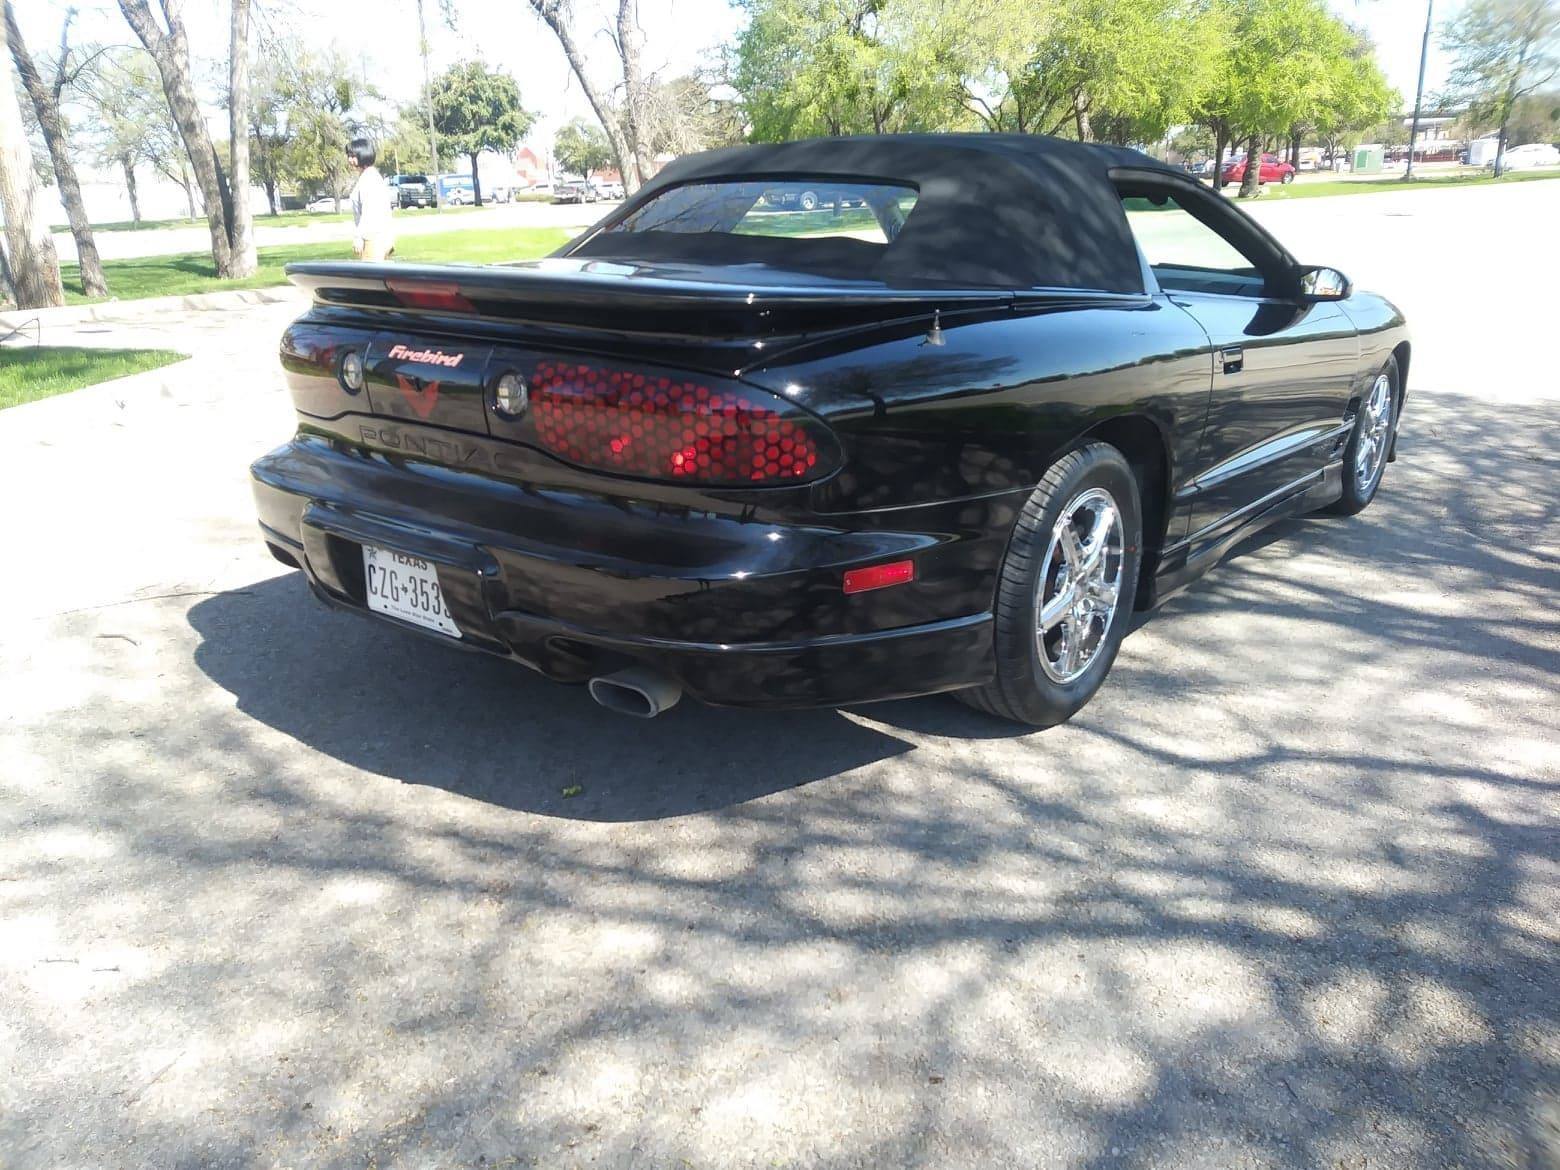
{"left": 4, "top": 389, "right": 1557, "bottom": 1170}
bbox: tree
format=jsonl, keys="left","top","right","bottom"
{"left": 228, "top": 0, "right": 256, "bottom": 273}
{"left": 4, "top": 2, "right": 107, "bottom": 297}
{"left": 281, "top": 51, "right": 369, "bottom": 209}
{"left": 0, "top": 5, "right": 63, "bottom": 308}
{"left": 1501, "top": 86, "right": 1560, "bottom": 142}
{"left": 117, "top": 0, "right": 243, "bottom": 275}
{"left": 554, "top": 116, "right": 613, "bottom": 177}
{"left": 75, "top": 49, "right": 179, "bottom": 225}
{"left": 528, "top": 0, "right": 649, "bottom": 192}
{"left": 1311, "top": 30, "right": 1397, "bottom": 165}
{"left": 379, "top": 105, "right": 436, "bottom": 175}
{"left": 246, "top": 53, "right": 291, "bottom": 215}
{"left": 733, "top": 0, "right": 962, "bottom": 140}
{"left": 1441, "top": 0, "right": 1560, "bottom": 176}
{"left": 1192, "top": 0, "right": 1366, "bottom": 195}
{"left": 429, "top": 60, "right": 532, "bottom": 205}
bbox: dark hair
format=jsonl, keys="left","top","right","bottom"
{"left": 346, "top": 138, "right": 376, "bottom": 168}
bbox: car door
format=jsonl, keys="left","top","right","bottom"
{"left": 1117, "top": 179, "right": 1359, "bottom": 551}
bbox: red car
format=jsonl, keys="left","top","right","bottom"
{"left": 1222, "top": 152, "right": 1296, "bottom": 185}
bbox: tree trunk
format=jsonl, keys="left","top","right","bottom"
{"left": 0, "top": 11, "right": 64, "bottom": 308}
{"left": 470, "top": 151, "right": 483, "bottom": 206}
{"left": 1073, "top": 93, "right": 1092, "bottom": 142}
{"left": 1289, "top": 130, "right": 1301, "bottom": 169}
{"left": 417, "top": 0, "right": 441, "bottom": 207}
{"left": 615, "top": 0, "right": 655, "bottom": 190}
{"left": 1239, "top": 135, "right": 1262, "bottom": 198}
{"left": 1213, "top": 127, "right": 1228, "bottom": 189}
{"left": 4, "top": 2, "right": 107, "bottom": 298}
{"left": 180, "top": 158, "right": 197, "bottom": 219}
{"left": 122, "top": 157, "right": 141, "bottom": 224}
{"left": 118, "top": 0, "right": 237, "bottom": 275}
{"left": 531, "top": 0, "right": 639, "bottom": 194}
{"left": 263, "top": 175, "right": 277, "bottom": 216}
{"left": 227, "top": 0, "right": 256, "bottom": 275}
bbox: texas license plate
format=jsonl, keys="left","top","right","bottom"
{"left": 362, "top": 545, "right": 461, "bottom": 637}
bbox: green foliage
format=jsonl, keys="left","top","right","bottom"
{"left": 379, "top": 107, "right": 436, "bottom": 175}
{"left": 731, "top": 0, "right": 1387, "bottom": 153}
{"left": 430, "top": 60, "right": 534, "bottom": 163}
{"left": 1197, "top": 0, "right": 1370, "bottom": 142}
{"left": 275, "top": 50, "right": 376, "bottom": 201}
{"left": 554, "top": 117, "right": 614, "bottom": 177}
{"left": 733, "top": 0, "right": 961, "bottom": 139}
{"left": 988, "top": 0, "right": 1230, "bottom": 140}
{"left": 1310, "top": 25, "right": 1398, "bottom": 152}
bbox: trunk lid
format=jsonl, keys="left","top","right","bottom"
{"left": 285, "top": 257, "right": 1017, "bottom": 350}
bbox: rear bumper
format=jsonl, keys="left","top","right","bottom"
{"left": 252, "top": 435, "right": 1008, "bottom": 708}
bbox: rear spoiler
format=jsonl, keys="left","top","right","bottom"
{"left": 284, "top": 261, "right": 1143, "bottom": 340}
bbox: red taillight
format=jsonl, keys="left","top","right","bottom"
{"left": 843, "top": 560, "right": 916, "bottom": 594}
{"left": 385, "top": 279, "right": 474, "bottom": 313}
{"left": 530, "top": 360, "right": 830, "bottom": 485}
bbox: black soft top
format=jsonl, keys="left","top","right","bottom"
{"left": 572, "top": 134, "right": 1182, "bottom": 293}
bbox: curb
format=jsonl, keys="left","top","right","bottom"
{"left": 0, "top": 285, "right": 304, "bottom": 331}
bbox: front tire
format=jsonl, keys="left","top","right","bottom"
{"left": 957, "top": 443, "right": 1143, "bottom": 727}
{"left": 1326, "top": 355, "right": 1399, "bottom": 515}
{"left": 1281, "top": 171, "right": 1295, "bottom": 184}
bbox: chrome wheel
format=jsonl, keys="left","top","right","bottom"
{"left": 1036, "top": 487, "right": 1125, "bottom": 684}
{"left": 1355, "top": 372, "right": 1394, "bottom": 489}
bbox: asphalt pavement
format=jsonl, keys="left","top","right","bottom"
{"left": 1, "top": 180, "right": 1556, "bottom": 1170}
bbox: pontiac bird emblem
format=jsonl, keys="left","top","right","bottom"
{"left": 396, "top": 373, "right": 441, "bottom": 419}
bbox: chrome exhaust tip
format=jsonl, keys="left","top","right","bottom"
{"left": 587, "top": 668, "right": 682, "bottom": 718}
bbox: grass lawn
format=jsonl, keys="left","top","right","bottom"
{"left": 60, "top": 225, "right": 575, "bottom": 305}
{"left": 0, "top": 347, "right": 188, "bottom": 410}
{"left": 68, "top": 201, "right": 556, "bottom": 234}
{"left": 1236, "top": 168, "right": 1560, "bottom": 201}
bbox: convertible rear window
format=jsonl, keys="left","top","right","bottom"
{"left": 602, "top": 180, "right": 919, "bottom": 246}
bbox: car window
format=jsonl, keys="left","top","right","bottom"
{"left": 607, "top": 180, "right": 919, "bottom": 245}
{"left": 1120, "top": 193, "right": 1265, "bottom": 297}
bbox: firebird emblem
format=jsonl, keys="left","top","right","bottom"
{"left": 396, "top": 373, "right": 440, "bottom": 418}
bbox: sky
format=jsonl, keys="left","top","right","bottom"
{"left": 18, "top": 0, "right": 1459, "bottom": 156}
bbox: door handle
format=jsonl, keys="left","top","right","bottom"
{"left": 1219, "top": 346, "right": 1244, "bottom": 374}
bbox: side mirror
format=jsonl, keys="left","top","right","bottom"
{"left": 1296, "top": 265, "right": 1351, "bottom": 302}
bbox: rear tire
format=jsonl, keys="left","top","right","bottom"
{"left": 1325, "top": 355, "right": 1399, "bottom": 516}
{"left": 957, "top": 443, "right": 1143, "bottom": 727}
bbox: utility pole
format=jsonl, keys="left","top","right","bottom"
{"left": 417, "top": 0, "right": 441, "bottom": 206}
{"left": 1405, "top": 0, "right": 1433, "bottom": 180}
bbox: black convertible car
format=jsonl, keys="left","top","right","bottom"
{"left": 252, "top": 134, "right": 1408, "bottom": 726}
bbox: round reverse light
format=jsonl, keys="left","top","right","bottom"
{"left": 494, "top": 371, "right": 528, "bottom": 417}
{"left": 338, "top": 349, "right": 365, "bottom": 393}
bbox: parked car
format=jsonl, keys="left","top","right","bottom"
{"left": 1222, "top": 152, "right": 1296, "bottom": 185}
{"left": 1497, "top": 143, "right": 1560, "bottom": 170}
{"left": 437, "top": 175, "right": 474, "bottom": 206}
{"left": 304, "top": 195, "right": 340, "bottom": 213}
{"left": 552, "top": 178, "right": 596, "bottom": 204}
{"left": 593, "top": 180, "right": 625, "bottom": 200}
{"left": 390, "top": 174, "right": 435, "bottom": 209}
{"left": 256, "top": 134, "right": 1407, "bottom": 727}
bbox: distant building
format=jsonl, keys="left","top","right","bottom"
{"left": 512, "top": 146, "right": 547, "bottom": 187}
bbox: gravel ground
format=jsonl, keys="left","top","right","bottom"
{"left": 1, "top": 181, "right": 1556, "bottom": 1170}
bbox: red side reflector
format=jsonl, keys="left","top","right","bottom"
{"left": 842, "top": 560, "right": 915, "bottom": 595}
{"left": 385, "top": 279, "right": 474, "bottom": 313}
